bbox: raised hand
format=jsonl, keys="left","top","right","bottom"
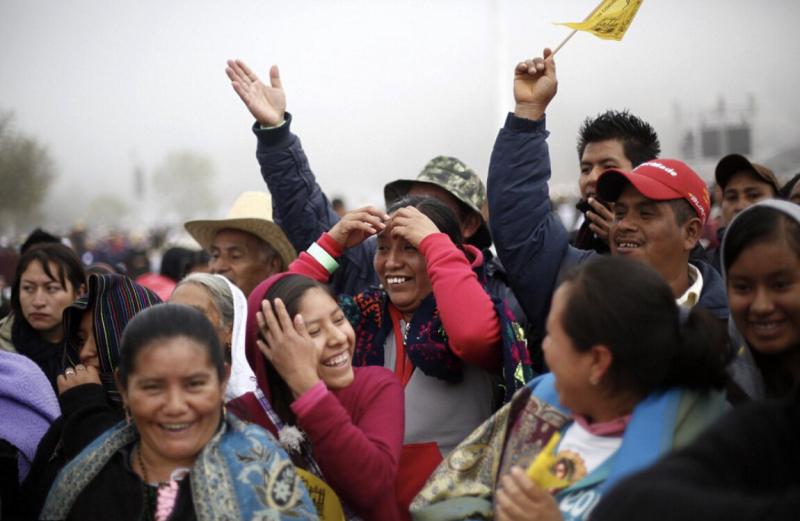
{"left": 495, "top": 467, "right": 562, "bottom": 521}
{"left": 513, "top": 48, "right": 557, "bottom": 121}
{"left": 256, "top": 298, "right": 321, "bottom": 397}
{"left": 328, "top": 206, "right": 389, "bottom": 249}
{"left": 57, "top": 364, "right": 102, "bottom": 395}
{"left": 390, "top": 206, "right": 441, "bottom": 248}
{"left": 225, "top": 59, "right": 286, "bottom": 127}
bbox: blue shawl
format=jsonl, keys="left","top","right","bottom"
{"left": 41, "top": 414, "right": 318, "bottom": 520}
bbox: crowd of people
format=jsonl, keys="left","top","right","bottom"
{"left": 1, "top": 48, "right": 798, "bottom": 520}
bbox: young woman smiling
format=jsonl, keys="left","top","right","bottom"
{"left": 228, "top": 273, "right": 405, "bottom": 521}
{"left": 721, "top": 199, "right": 800, "bottom": 397}
{"left": 40, "top": 304, "right": 316, "bottom": 520}
{"left": 261, "top": 195, "right": 531, "bottom": 516}
{"left": 412, "top": 256, "right": 729, "bottom": 521}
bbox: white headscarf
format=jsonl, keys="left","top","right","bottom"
{"left": 217, "top": 275, "right": 257, "bottom": 401}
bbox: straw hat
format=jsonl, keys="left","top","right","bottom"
{"left": 184, "top": 192, "right": 296, "bottom": 268}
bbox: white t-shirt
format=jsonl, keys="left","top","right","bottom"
{"left": 553, "top": 421, "right": 623, "bottom": 483}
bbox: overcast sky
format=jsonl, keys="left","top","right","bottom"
{"left": 2, "top": 0, "right": 799, "bottom": 231}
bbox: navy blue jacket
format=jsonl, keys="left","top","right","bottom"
{"left": 253, "top": 113, "right": 529, "bottom": 332}
{"left": 487, "top": 113, "right": 729, "bottom": 341}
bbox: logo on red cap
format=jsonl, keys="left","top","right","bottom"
{"left": 631, "top": 160, "right": 709, "bottom": 223}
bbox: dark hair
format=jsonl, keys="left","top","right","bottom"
{"left": 577, "top": 110, "right": 661, "bottom": 167}
{"left": 160, "top": 247, "right": 195, "bottom": 282}
{"left": 666, "top": 198, "right": 698, "bottom": 226}
{"left": 781, "top": 172, "right": 800, "bottom": 200}
{"left": 559, "top": 256, "right": 729, "bottom": 397}
{"left": 20, "top": 228, "right": 61, "bottom": 255}
{"left": 262, "top": 275, "right": 337, "bottom": 425}
{"left": 722, "top": 206, "right": 800, "bottom": 273}
{"left": 11, "top": 243, "right": 86, "bottom": 319}
{"left": 118, "top": 303, "right": 226, "bottom": 388}
{"left": 387, "top": 195, "right": 464, "bottom": 248}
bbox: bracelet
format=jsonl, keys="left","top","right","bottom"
{"left": 307, "top": 242, "right": 339, "bottom": 274}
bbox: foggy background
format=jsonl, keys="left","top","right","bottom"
{"left": 2, "top": 0, "right": 799, "bottom": 235}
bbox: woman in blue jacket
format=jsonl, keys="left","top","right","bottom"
{"left": 410, "top": 256, "right": 730, "bottom": 521}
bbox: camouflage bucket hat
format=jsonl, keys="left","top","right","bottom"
{"left": 384, "top": 156, "right": 492, "bottom": 249}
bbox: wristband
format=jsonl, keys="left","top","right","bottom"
{"left": 307, "top": 242, "right": 339, "bottom": 274}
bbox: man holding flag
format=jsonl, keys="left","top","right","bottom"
{"left": 486, "top": 47, "right": 730, "bottom": 358}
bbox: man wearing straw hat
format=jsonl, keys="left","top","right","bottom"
{"left": 185, "top": 191, "right": 296, "bottom": 297}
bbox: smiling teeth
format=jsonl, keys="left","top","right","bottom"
{"left": 387, "top": 277, "right": 408, "bottom": 285}
{"left": 618, "top": 242, "right": 639, "bottom": 248}
{"left": 323, "top": 352, "right": 349, "bottom": 367}
{"left": 161, "top": 423, "right": 190, "bottom": 431}
{"left": 753, "top": 322, "right": 780, "bottom": 331}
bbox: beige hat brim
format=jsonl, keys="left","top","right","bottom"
{"left": 184, "top": 217, "right": 297, "bottom": 269}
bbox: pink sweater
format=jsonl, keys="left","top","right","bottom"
{"left": 294, "top": 232, "right": 502, "bottom": 371}
{"left": 229, "top": 366, "right": 403, "bottom": 521}
{"left": 291, "top": 366, "right": 404, "bottom": 521}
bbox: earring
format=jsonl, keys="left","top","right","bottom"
{"left": 589, "top": 375, "right": 599, "bottom": 386}
{"left": 124, "top": 404, "right": 132, "bottom": 425}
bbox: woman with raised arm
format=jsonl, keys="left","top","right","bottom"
{"left": 411, "top": 256, "right": 730, "bottom": 521}
{"left": 40, "top": 304, "right": 317, "bottom": 520}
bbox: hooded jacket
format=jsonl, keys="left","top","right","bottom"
{"left": 719, "top": 199, "right": 800, "bottom": 400}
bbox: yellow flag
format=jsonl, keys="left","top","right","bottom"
{"left": 296, "top": 468, "right": 346, "bottom": 521}
{"left": 557, "top": 0, "right": 644, "bottom": 41}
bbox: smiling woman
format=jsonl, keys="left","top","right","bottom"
{"left": 721, "top": 199, "right": 800, "bottom": 398}
{"left": 250, "top": 195, "right": 532, "bottom": 518}
{"left": 228, "top": 273, "right": 405, "bottom": 521}
{"left": 40, "top": 304, "right": 316, "bottom": 520}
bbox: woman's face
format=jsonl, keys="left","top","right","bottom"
{"left": 77, "top": 310, "right": 99, "bottom": 368}
{"left": 297, "top": 287, "right": 356, "bottom": 390}
{"left": 169, "top": 283, "right": 231, "bottom": 352}
{"left": 19, "top": 260, "right": 80, "bottom": 342}
{"left": 123, "top": 337, "right": 225, "bottom": 469}
{"left": 373, "top": 220, "right": 432, "bottom": 319}
{"left": 727, "top": 237, "right": 800, "bottom": 355}
{"left": 542, "top": 284, "right": 597, "bottom": 415}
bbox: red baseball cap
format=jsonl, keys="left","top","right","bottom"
{"left": 597, "top": 159, "right": 710, "bottom": 224}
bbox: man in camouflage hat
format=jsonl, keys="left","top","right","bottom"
{"left": 383, "top": 156, "right": 492, "bottom": 250}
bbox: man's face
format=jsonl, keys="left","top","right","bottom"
{"left": 609, "top": 184, "right": 693, "bottom": 282}
{"left": 721, "top": 171, "right": 775, "bottom": 226}
{"left": 579, "top": 139, "right": 633, "bottom": 201}
{"left": 209, "top": 229, "right": 278, "bottom": 296}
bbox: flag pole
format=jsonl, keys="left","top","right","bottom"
{"left": 550, "top": 0, "right": 607, "bottom": 57}
{"left": 551, "top": 30, "right": 577, "bottom": 57}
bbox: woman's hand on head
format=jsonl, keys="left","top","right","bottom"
{"left": 225, "top": 60, "right": 286, "bottom": 127}
{"left": 328, "top": 206, "right": 388, "bottom": 249}
{"left": 390, "top": 206, "right": 441, "bottom": 248}
{"left": 495, "top": 467, "right": 563, "bottom": 521}
{"left": 56, "top": 364, "right": 102, "bottom": 395}
{"left": 256, "top": 298, "right": 321, "bottom": 398}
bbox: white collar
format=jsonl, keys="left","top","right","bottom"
{"left": 676, "top": 264, "right": 703, "bottom": 308}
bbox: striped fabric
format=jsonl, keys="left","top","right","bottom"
{"left": 63, "top": 274, "right": 162, "bottom": 404}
